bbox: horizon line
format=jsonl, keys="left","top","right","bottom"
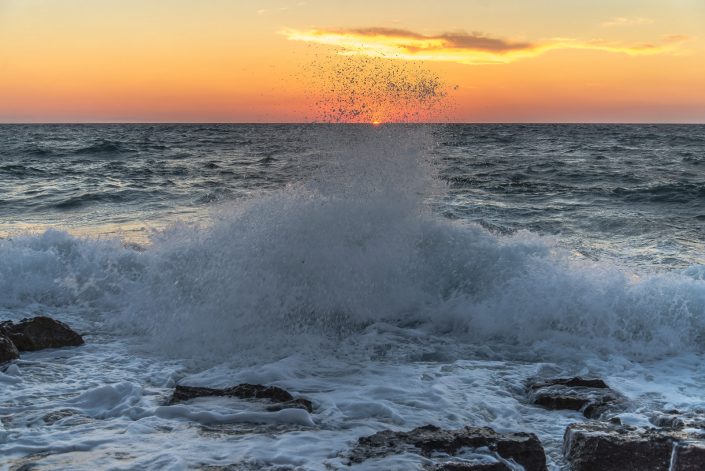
{"left": 1, "top": 121, "right": 704, "bottom": 125}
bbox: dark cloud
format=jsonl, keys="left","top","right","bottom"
{"left": 341, "top": 27, "right": 534, "bottom": 53}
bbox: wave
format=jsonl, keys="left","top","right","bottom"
{"left": 0, "top": 230, "right": 141, "bottom": 308}
{"left": 74, "top": 139, "right": 132, "bottom": 155}
{"left": 22, "top": 143, "right": 55, "bottom": 156}
{"left": 0, "top": 164, "right": 47, "bottom": 177}
{"left": 48, "top": 190, "right": 157, "bottom": 210}
{"left": 612, "top": 183, "right": 705, "bottom": 203}
{"left": 1, "top": 127, "right": 704, "bottom": 362}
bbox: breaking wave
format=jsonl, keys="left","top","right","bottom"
{"left": 1, "top": 126, "right": 704, "bottom": 363}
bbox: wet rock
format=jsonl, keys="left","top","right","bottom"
{"left": 170, "top": 384, "right": 313, "bottom": 412}
{"left": 42, "top": 409, "right": 79, "bottom": 425}
{"left": 265, "top": 398, "right": 315, "bottom": 412}
{"left": 0, "top": 333, "right": 20, "bottom": 363}
{"left": 672, "top": 442, "right": 705, "bottom": 471}
{"left": 564, "top": 422, "right": 705, "bottom": 471}
{"left": 437, "top": 462, "right": 512, "bottom": 471}
{"left": 650, "top": 410, "right": 705, "bottom": 430}
{"left": 527, "top": 376, "right": 623, "bottom": 418}
{"left": 0, "top": 316, "right": 84, "bottom": 351}
{"left": 349, "top": 424, "right": 547, "bottom": 471}
{"left": 546, "top": 377, "right": 609, "bottom": 389}
{"left": 564, "top": 423, "right": 672, "bottom": 470}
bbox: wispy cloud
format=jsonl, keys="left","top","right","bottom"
{"left": 601, "top": 17, "right": 654, "bottom": 27}
{"left": 281, "top": 27, "right": 684, "bottom": 65}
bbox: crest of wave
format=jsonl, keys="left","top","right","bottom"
{"left": 122, "top": 126, "right": 445, "bottom": 358}
{"left": 117, "top": 124, "right": 705, "bottom": 363}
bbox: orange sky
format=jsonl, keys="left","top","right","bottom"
{"left": 1, "top": 0, "right": 704, "bottom": 123}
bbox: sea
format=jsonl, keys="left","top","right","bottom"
{"left": 1, "top": 123, "right": 704, "bottom": 470}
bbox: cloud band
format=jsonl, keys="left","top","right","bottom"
{"left": 282, "top": 27, "right": 687, "bottom": 65}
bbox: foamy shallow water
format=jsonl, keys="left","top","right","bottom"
{"left": 3, "top": 305, "right": 705, "bottom": 470}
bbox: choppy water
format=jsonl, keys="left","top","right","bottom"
{"left": 2, "top": 124, "right": 703, "bottom": 267}
{"left": 1, "top": 124, "right": 704, "bottom": 470}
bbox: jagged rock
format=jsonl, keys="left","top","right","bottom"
{"left": 564, "top": 422, "right": 705, "bottom": 471}
{"left": 672, "top": 443, "right": 705, "bottom": 471}
{"left": 527, "top": 376, "right": 623, "bottom": 418}
{"left": 169, "top": 383, "right": 313, "bottom": 412}
{"left": 564, "top": 423, "right": 672, "bottom": 470}
{"left": 348, "top": 424, "right": 547, "bottom": 471}
{"left": 0, "top": 334, "right": 20, "bottom": 363}
{"left": 0, "top": 316, "right": 84, "bottom": 351}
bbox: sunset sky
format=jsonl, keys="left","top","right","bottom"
{"left": 1, "top": 0, "right": 704, "bottom": 123}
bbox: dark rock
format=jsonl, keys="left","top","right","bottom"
{"left": 437, "top": 462, "right": 511, "bottom": 471}
{"left": 0, "top": 334, "right": 20, "bottom": 363}
{"left": 672, "top": 442, "right": 705, "bottom": 471}
{"left": 170, "top": 384, "right": 313, "bottom": 413}
{"left": 265, "top": 398, "right": 314, "bottom": 412}
{"left": 349, "top": 424, "right": 547, "bottom": 471}
{"left": 564, "top": 422, "right": 705, "bottom": 471}
{"left": 0, "top": 317, "right": 84, "bottom": 351}
{"left": 565, "top": 423, "right": 671, "bottom": 470}
{"left": 527, "top": 376, "right": 623, "bottom": 419}
{"left": 530, "top": 377, "right": 610, "bottom": 389}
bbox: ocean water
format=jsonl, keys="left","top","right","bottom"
{"left": 1, "top": 123, "right": 704, "bottom": 470}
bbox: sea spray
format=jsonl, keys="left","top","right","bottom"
{"left": 3, "top": 193, "right": 702, "bottom": 362}
{"left": 302, "top": 54, "right": 451, "bottom": 123}
{"left": 0, "top": 229, "right": 141, "bottom": 310}
{"left": 106, "top": 124, "right": 705, "bottom": 363}
{"left": 121, "top": 126, "right": 442, "bottom": 359}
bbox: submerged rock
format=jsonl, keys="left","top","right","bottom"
{"left": 0, "top": 334, "right": 20, "bottom": 363}
{"left": 169, "top": 384, "right": 313, "bottom": 412}
{"left": 564, "top": 422, "right": 705, "bottom": 471}
{"left": 650, "top": 410, "right": 705, "bottom": 430}
{"left": 527, "top": 376, "right": 623, "bottom": 418}
{"left": 0, "top": 316, "right": 84, "bottom": 351}
{"left": 42, "top": 409, "right": 83, "bottom": 425}
{"left": 265, "top": 398, "right": 315, "bottom": 412}
{"left": 348, "top": 424, "right": 547, "bottom": 471}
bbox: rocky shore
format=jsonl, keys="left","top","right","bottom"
{"left": 3, "top": 317, "right": 705, "bottom": 470}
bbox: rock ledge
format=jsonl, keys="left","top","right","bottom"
{"left": 169, "top": 384, "right": 314, "bottom": 412}
{"left": 528, "top": 376, "right": 623, "bottom": 418}
{"left": 349, "top": 424, "right": 547, "bottom": 471}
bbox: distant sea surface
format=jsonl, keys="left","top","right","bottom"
{"left": 1, "top": 124, "right": 703, "bottom": 268}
